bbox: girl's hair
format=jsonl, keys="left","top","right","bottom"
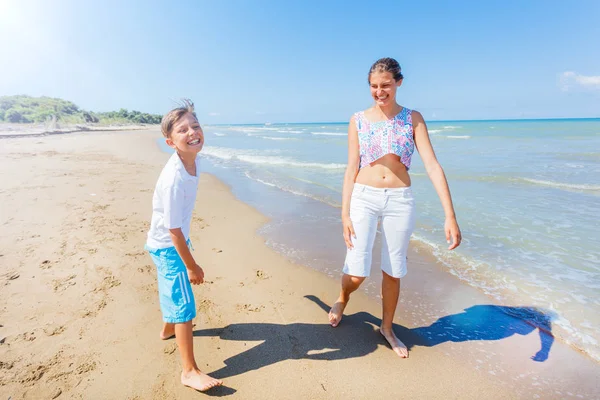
{"left": 368, "top": 58, "right": 403, "bottom": 83}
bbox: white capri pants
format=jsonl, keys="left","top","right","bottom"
{"left": 343, "top": 183, "right": 416, "bottom": 279}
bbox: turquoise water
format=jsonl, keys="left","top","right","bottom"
{"left": 170, "top": 118, "right": 600, "bottom": 362}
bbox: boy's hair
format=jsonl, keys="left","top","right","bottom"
{"left": 161, "top": 99, "right": 198, "bottom": 138}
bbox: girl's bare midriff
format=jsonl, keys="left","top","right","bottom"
{"left": 355, "top": 153, "right": 411, "bottom": 188}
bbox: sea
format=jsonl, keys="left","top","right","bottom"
{"left": 159, "top": 117, "right": 600, "bottom": 363}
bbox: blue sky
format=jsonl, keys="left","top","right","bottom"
{"left": 1, "top": 0, "right": 598, "bottom": 123}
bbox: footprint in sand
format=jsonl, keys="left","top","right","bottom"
{"left": 2, "top": 271, "right": 20, "bottom": 284}
{"left": 236, "top": 304, "right": 265, "bottom": 313}
{"left": 164, "top": 343, "right": 177, "bottom": 355}
{"left": 137, "top": 264, "right": 153, "bottom": 274}
{"left": 43, "top": 324, "right": 66, "bottom": 336}
{"left": 197, "top": 299, "right": 214, "bottom": 313}
{"left": 52, "top": 275, "right": 77, "bottom": 292}
{"left": 255, "top": 270, "right": 269, "bottom": 280}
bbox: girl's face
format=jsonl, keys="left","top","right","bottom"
{"left": 369, "top": 71, "right": 402, "bottom": 107}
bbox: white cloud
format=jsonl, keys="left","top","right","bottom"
{"left": 559, "top": 71, "right": 600, "bottom": 91}
{"left": 208, "top": 112, "right": 220, "bottom": 116}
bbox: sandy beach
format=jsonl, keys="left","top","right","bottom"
{"left": 1, "top": 129, "right": 599, "bottom": 399}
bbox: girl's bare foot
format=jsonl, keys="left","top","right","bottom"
{"left": 181, "top": 369, "right": 223, "bottom": 392}
{"left": 160, "top": 323, "right": 175, "bottom": 340}
{"left": 380, "top": 327, "right": 409, "bottom": 358}
{"left": 328, "top": 298, "right": 348, "bottom": 327}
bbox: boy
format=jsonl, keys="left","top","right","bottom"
{"left": 145, "top": 99, "right": 222, "bottom": 392}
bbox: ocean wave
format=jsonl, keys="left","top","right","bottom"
{"left": 259, "top": 136, "right": 296, "bottom": 141}
{"left": 446, "top": 135, "right": 471, "bottom": 139}
{"left": 243, "top": 172, "right": 341, "bottom": 207}
{"left": 243, "top": 171, "right": 277, "bottom": 187}
{"left": 238, "top": 155, "right": 346, "bottom": 169}
{"left": 213, "top": 132, "right": 226, "bottom": 137}
{"left": 311, "top": 132, "right": 346, "bottom": 136}
{"left": 519, "top": 178, "right": 600, "bottom": 192}
{"left": 229, "top": 126, "right": 280, "bottom": 133}
{"left": 201, "top": 146, "right": 346, "bottom": 170}
{"left": 277, "top": 130, "right": 304, "bottom": 134}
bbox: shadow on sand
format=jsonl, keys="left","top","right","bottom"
{"left": 195, "top": 295, "right": 555, "bottom": 381}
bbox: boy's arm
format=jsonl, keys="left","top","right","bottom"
{"left": 169, "top": 228, "right": 204, "bottom": 284}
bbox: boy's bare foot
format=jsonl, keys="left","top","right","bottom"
{"left": 380, "top": 327, "right": 408, "bottom": 358}
{"left": 181, "top": 369, "right": 223, "bottom": 392}
{"left": 160, "top": 323, "right": 175, "bottom": 340}
{"left": 328, "top": 298, "right": 348, "bottom": 327}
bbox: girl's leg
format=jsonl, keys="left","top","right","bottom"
{"left": 329, "top": 274, "right": 366, "bottom": 327}
{"left": 331, "top": 187, "right": 379, "bottom": 327}
{"left": 379, "top": 190, "right": 415, "bottom": 357}
{"left": 380, "top": 272, "right": 408, "bottom": 357}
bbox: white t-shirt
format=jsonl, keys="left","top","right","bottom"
{"left": 146, "top": 153, "right": 200, "bottom": 249}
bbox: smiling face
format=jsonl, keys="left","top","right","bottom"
{"left": 369, "top": 71, "right": 402, "bottom": 107}
{"left": 166, "top": 112, "right": 204, "bottom": 155}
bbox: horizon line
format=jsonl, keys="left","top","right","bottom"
{"left": 205, "top": 116, "right": 600, "bottom": 126}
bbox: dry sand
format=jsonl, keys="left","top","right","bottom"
{"left": 0, "top": 129, "right": 597, "bottom": 399}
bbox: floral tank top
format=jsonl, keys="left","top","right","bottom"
{"left": 353, "top": 107, "right": 415, "bottom": 170}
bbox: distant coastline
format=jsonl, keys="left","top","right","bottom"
{"left": 0, "top": 95, "right": 162, "bottom": 125}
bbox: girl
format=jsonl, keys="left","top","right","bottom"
{"left": 328, "top": 58, "right": 462, "bottom": 358}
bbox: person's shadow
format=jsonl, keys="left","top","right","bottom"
{"left": 194, "top": 295, "right": 555, "bottom": 380}
{"left": 396, "top": 303, "right": 555, "bottom": 362}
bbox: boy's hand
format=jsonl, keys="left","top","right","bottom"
{"left": 188, "top": 264, "right": 204, "bottom": 285}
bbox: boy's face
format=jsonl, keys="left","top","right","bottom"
{"left": 166, "top": 112, "right": 204, "bottom": 154}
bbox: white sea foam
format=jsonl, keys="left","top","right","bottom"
{"left": 520, "top": 178, "right": 600, "bottom": 192}
{"left": 311, "top": 132, "right": 346, "bottom": 136}
{"left": 213, "top": 132, "right": 226, "bottom": 136}
{"left": 260, "top": 136, "right": 295, "bottom": 141}
{"left": 243, "top": 171, "right": 276, "bottom": 187}
{"left": 201, "top": 146, "right": 346, "bottom": 170}
{"left": 243, "top": 171, "right": 340, "bottom": 207}
{"left": 447, "top": 135, "right": 471, "bottom": 139}
{"left": 238, "top": 155, "right": 346, "bottom": 169}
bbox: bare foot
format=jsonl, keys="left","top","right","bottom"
{"left": 380, "top": 327, "right": 408, "bottom": 358}
{"left": 160, "top": 323, "right": 175, "bottom": 340}
{"left": 181, "top": 369, "right": 223, "bottom": 392}
{"left": 328, "top": 298, "right": 347, "bottom": 327}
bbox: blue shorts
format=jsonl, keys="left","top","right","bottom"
{"left": 146, "top": 243, "right": 196, "bottom": 323}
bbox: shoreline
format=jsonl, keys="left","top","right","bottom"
{"left": 1, "top": 128, "right": 598, "bottom": 399}
{"left": 0, "top": 123, "right": 156, "bottom": 138}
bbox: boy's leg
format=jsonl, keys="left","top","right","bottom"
{"left": 160, "top": 323, "right": 175, "bottom": 340}
{"left": 176, "top": 320, "right": 223, "bottom": 391}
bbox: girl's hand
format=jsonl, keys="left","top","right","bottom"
{"left": 342, "top": 216, "right": 356, "bottom": 249}
{"left": 445, "top": 217, "right": 462, "bottom": 250}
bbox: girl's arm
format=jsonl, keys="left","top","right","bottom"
{"left": 412, "top": 111, "right": 462, "bottom": 250}
{"left": 341, "top": 116, "right": 360, "bottom": 249}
